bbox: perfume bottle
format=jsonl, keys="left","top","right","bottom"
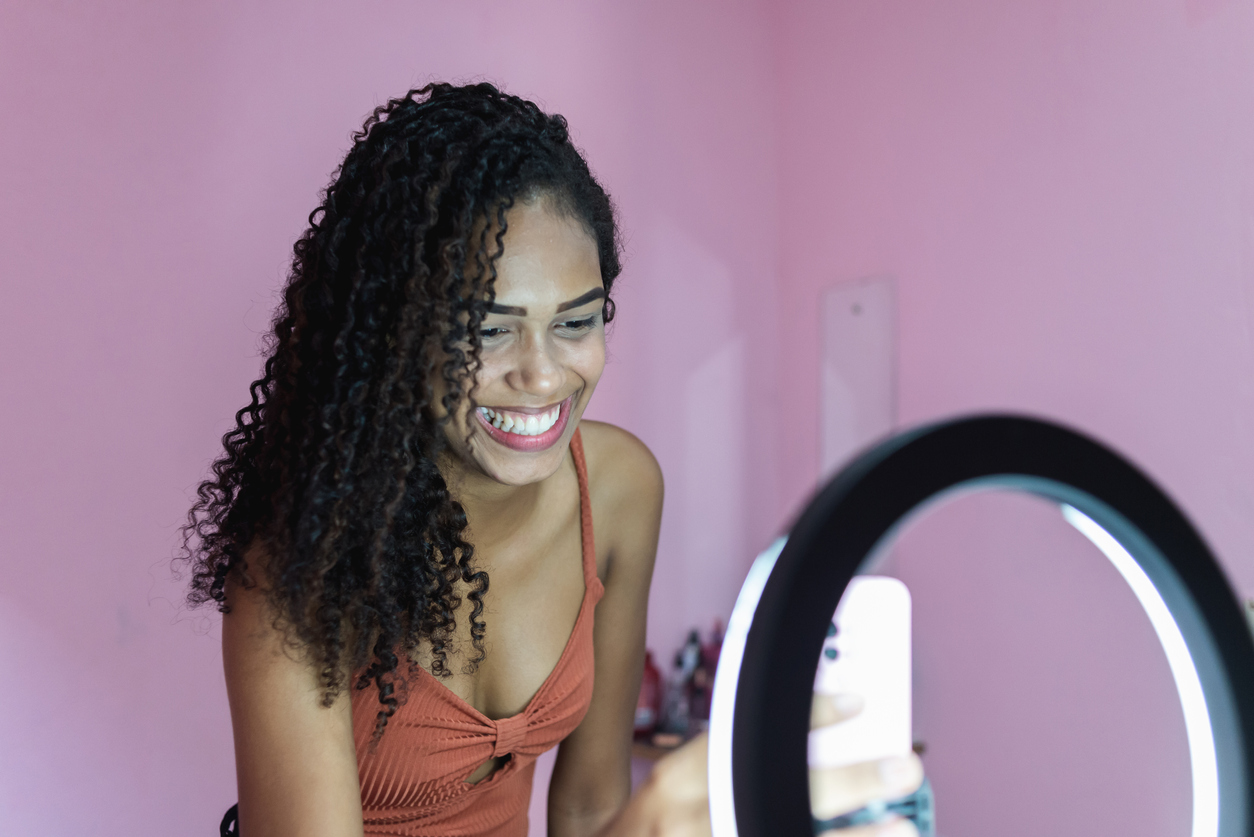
{"left": 634, "top": 650, "right": 662, "bottom": 736}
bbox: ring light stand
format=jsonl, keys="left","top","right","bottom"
{"left": 708, "top": 415, "right": 1254, "bottom": 837}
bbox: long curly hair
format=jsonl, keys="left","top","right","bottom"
{"left": 180, "top": 82, "right": 621, "bottom": 739}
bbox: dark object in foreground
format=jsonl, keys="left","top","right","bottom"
{"left": 220, "top": 804, "right": 238, "bottom": 836}
{"left": 721, "top": 414, "right": 1254, "bottom": 837}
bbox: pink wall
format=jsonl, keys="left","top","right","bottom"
{"left": 884, "top": 492, "right": 1191, "bottom": 835}
{"left": 0, "top": 1, "right": 778, "bottom": 832}
{"left": 4, "top": 0, "right": 1253, "bottom": 832}
{"left": 773, "top": 0, "right": 1254, "bottom": 593}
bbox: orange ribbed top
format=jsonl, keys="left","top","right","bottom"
{"left": 351, "top": 429, "right": 605, "bottom": 836}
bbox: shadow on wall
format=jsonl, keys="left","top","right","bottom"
{"left": 610, "top": 216, "right": 753, "bottom": 662}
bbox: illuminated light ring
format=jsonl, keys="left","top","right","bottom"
{"left": 708, "top": 415, "right": 1254, "bottom": 837}
{"left": 1062, "top": 505, "right": 1218, "bottom": 837}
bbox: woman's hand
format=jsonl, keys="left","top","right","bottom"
{"left": 808, "top": 693, "right": 923, "bottom": 836}
{"left": 605, "top": 692, "right": 923, "bottom": 836}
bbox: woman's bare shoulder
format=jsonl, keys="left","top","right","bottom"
{"left": 577, "top": 420, "right": 663, "bottom": 579}
{"left": 577, "top": 420, "right": 663, "bottom": 503}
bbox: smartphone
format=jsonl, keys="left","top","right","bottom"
{"left": 809, "top": 575, "right": 913, "bottom": 769}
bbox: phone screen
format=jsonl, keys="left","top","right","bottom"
{"left": 809, "top": 575, "right": 913, "bottom": 769}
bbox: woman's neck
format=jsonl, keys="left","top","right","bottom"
{"left": 439, "top": 453, "right": 549, "bottom": 551}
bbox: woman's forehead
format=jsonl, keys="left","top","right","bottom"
{"left": 490, "top": 202, "right": 601, "bottom": 311}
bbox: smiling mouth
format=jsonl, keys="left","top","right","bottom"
{"left": 473, "top": 395, "right": 575, "bottom": 452}
{"left": 478, "top": 403, "right": 561, "bottom": 436}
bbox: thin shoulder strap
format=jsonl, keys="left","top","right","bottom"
{"left": 568, "top": 428, "right": 599, "bottom": 587}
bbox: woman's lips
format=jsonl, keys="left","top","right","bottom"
{"left": 474, "top": 395, "right": 575, "bottom": 452}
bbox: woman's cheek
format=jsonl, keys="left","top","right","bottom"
{"left": 471, "top": 352, "right": 511, "bottom": 398}
{"left": 575, "top": 334, "right": 607, "bottom": 387}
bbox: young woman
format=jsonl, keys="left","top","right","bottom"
{"left": 184, "top": 82, "right": 921, "bottom": 837}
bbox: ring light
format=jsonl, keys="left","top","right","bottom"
{"left": 708, "top": 415, "right": 1254, "bottom": 837}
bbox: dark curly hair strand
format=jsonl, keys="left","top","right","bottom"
{"left": 180, "top": 82, "right": 622, "bottom": 740}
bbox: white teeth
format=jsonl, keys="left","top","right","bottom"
{"left": 483, "top": 403, "right": 562, "bottom": 436}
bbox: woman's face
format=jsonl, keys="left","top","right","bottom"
{"left": 440, "top": 199, "right": 606, "bottom": 487}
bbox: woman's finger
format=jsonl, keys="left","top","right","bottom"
{"left": 810, "top": 692, "right": 864, "bottom": 730}
{"left": 817, "top": 815, "right": 919, "bottom": 837}
{"left": 809, "top": 753, "right": 924, "bottom": 820}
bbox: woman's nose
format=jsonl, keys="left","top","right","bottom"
{"left": 509, "top": 334, "right": 562, "bottom": 397}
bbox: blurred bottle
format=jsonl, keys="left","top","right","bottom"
{"left": 658, "top": 632, "right": 700, "bottom": 737}
{"left": 676, "top": 629, "right": 701, "bottom": 680}
{"left": 689, "top": 620, "right": 723, "bottom": 726}
{"left": 702, "top": 619, "right": 723, "bottom": 677}
{"left": 634, "top": 650, "right": 662, "bottom": 737}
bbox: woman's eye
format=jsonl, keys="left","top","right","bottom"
{"left": 479, "top": 326, "right": 507, "bottom": 340}
{"left": 558, "top": 317, "right": 598, "bottom": 332}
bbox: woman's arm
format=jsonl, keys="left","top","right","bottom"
{"left": 547, "top": 422, "right": 664, "bottom": 837}
{"left": 222, "top": 573, "right": 365, "bottom": 837}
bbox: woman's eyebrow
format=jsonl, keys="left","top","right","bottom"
{"left": 487, "top": 287, "right": 606, "bottom": 316}
{"left": 556, "top": 287, "right": 605, "bottom": 313}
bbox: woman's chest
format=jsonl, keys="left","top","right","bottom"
{"left": 413, "top": 494, "right": 591, "bottom": 719}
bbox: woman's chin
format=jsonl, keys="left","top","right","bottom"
{"left": 476, "top": 447, "right": 569, "bottom": 486}
{"left": 450, "top": 423, "right": 574, "bottom": 487}
{"left": 461, "top": 397, "right": 589, "bottom": 486}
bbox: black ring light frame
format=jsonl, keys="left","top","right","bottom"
{"left": 709, "top": 415, "right": 1254, "bottom": 837}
